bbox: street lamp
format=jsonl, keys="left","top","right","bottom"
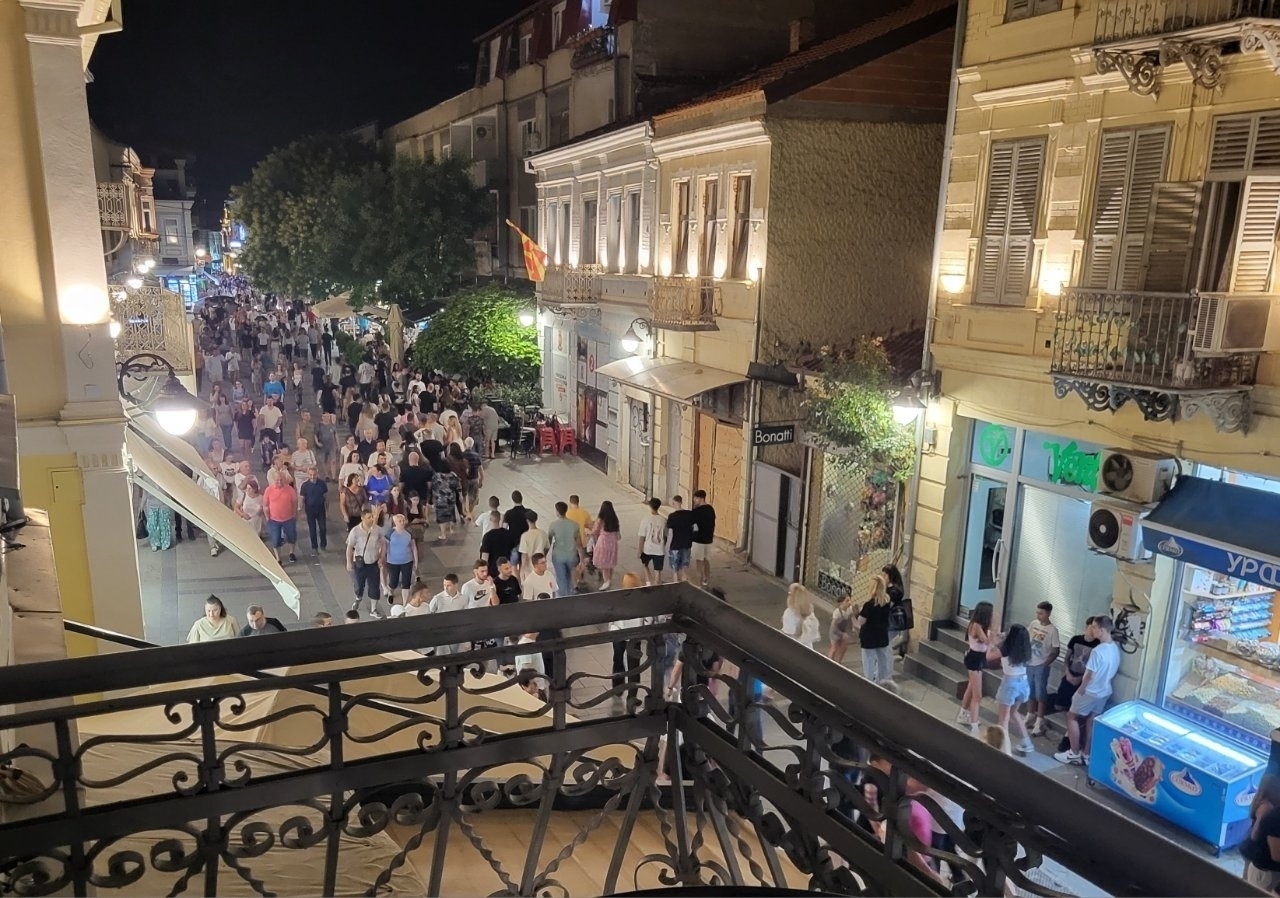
{"left": 125, "top": 276, "right": 143, "bottom": 290}
{"left": 117, "top": 352, "right": 200, "bottom": 435}
{"left": 518, "top": 308, "right": 536, "bottom": 327}
{"left": 620, "top": 318, "right": 652, "bottom": 355}
{"left": 892, "top": 369, "right": 939, "bottom": 425}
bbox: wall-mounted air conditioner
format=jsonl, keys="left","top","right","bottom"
{"left": 1096, "top": 449, "right": 1177, "bottom": 504}
{"left": 1193, "top": 294, "right": 1275, "bottom": 354}
{"left": 1087, "top": 497, "right": 1150, "bottom": 562}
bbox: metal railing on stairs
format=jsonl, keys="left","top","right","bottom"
{"left": 0, "top": 585, "right": 1256, "bottom": 897}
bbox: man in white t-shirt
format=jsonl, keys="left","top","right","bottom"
{"left": 1055, "top": 615, "right": 1120, "bottom": 766}
{"left": 637, "top": 497, "right": 670, "bottom": 586}
{"left": 430, "top": 574, "right": 468, "bottom": 614}
{"left": 521, "top": 554, "right": 558, "bottom": 602}
{"left": 460, "top": 561, "right": 494, "bottom": 610}
{"left": 257, "top": 397, "right": 284, "bottom": 443}
{"left": 1026, "top": 601, "right": 1061, "bottom": 737}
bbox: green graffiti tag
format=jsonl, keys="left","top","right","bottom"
{"left": 978, "top": 424, "right": 1013, "bottom": 467}
{"left": 1044, "top": 440, "right": 1099, "bottom": 491}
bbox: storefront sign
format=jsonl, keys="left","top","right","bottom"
{"left": 1044, "top": 440, "right": 1100, "bottom": 492}
{"left": 752, "top": 423, "right": 796, "bottom": 446}
{"left": 1147, "top": 533, "right": 1280, "bottom": 591}
{"left": 977, "top": 423, "right": 1013, "bottom": 467}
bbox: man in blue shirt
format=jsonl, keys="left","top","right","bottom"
{"left": 263, "top": 373, "right": 285, "bottom": 403}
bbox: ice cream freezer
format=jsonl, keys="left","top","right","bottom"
{"left": 1088, "top": 701, "right": 1265, "bottom": 851}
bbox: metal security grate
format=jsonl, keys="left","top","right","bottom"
{"left": 807, "top": 455, "right": 900, "bottom": 602}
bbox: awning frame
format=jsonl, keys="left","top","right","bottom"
{"left": 594, "top": 356, "right": 747, "bottom": 402}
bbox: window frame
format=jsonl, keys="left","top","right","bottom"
{"left": 699, "top": 177, "right": 721, "bottom": 278}
{"left": 1005, "top": 0, "right": 1061, "bottom": 22}
{"left": 673, "top": 179, "right": 692, "bottom": 276}
{"left": 546, "top": 202, "right": 560, "bottom": 266}
{"left": 974, "top": 137, "right": 1046, "bottom": 307}
{"left": 519, "top": 33, "right": 532, "bottom": 66}
{"left": 729, "top": 174, "right": 753, "bottom": 280}
{"left": 606, "top": 191, "right": 623, "bottom": 272}
{"left": 580, "top": 195, "right": 599, "bottom": 266}
{"left": 625, "top": 189, "right": 642, "bottom": 275}
{"left": 551, "top": 2, "right": 566, "bottom": 49}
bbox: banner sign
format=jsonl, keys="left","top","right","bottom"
{"left": 752, "top": 422, "right": 796, "bottom": 446}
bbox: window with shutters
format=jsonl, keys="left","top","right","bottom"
{"left": 673, "top": 180, "right": 692, "bottom": 276}
{"left": 1207, "top": 112, "right": 1280, "bottom": 179}
{"left": 1005, "top": 0, "right": 1061, "bottom": 22}
{"left": 975, "top": 138, "right": 1046, "bottom": 306}
{"left": 625, "top": 190, "right": 641, "bottom": 274}
{"left": 606, "top": 192, "right": 622, "bottom": 272}
{"left": 580, "top": 197, "right": 598, "bottom": 266}
{"left": 1083, "top": 126, "right": 1170, "bottom": 290}
{"left": 699, "top": 178, "right": 720, "bottom": 278}
{"left": 546, "top": 202, "right": 560, "bottom": 266}
{"left": 729, "top": 175, "right": 753, "bottom": 280}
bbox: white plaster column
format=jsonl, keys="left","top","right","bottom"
{"left": 21, "top": 0, "right": 144, "bottom": 638}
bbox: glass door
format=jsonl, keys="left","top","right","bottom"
{"left": 958, "top": 474, "right": 1009, "bottom": 617}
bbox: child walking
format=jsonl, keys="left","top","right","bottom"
{"left": 827, "top": 593, "right": 856, "bottom": 663}
{"left": 957, "top": 601, "right": 993, "bottom": 734}
{"left": 781, "top": 583, "right": 820, "bottom": 652}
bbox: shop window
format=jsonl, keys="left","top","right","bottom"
{"left": 1005, "top": 0, "right": 1061, "bottom": 21}
{"left": 975, "top": 138, "right": 1045, "bottom": 305}
{"left": 970, "top": 420, "right": 1016, "bottom": 473}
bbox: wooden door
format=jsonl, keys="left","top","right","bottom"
{"left": 711, "top": 421, "right": 742, "bottom": 543}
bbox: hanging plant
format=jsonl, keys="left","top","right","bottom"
{"left": 797, "top": 337, "right": 916, "bottom": 482}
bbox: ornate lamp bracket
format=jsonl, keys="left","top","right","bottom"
{"left": 1094, "top": 48, "right": 1162, "bottom": 97}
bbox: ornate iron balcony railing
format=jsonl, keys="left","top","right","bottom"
{"left": 1094, "top": 0, "right": 1280, "bottom": 44}
{"left": 97, "top": 181, "right": 132, "bottom": 231}
{"left": 0, "top": 585, "right": 1253, "bottom": 898}
{"left": 111, "top": 284, "right": 194, "bottom": 375}
{"left": 564, "top": 264, "right": 604, "bottom": 305}
{"left": 652, "top": 276, "right": 721, "bottom": 331}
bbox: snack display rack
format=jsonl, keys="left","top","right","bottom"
{"left": 1160, "top": 564, "right": 1280, "bottom": 752}
{"left": 1089, "top": 701, "right": 1264, "bottom": 851}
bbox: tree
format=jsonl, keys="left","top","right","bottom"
{"left": 231, "top": 138, "right": 488, "bottom": 314}
{"left": 334, "top": 155, "right": 489, "bottom": 318}
{"left": 411, "top": 285, "right": 540, "bottom": 390}
{"left": 231, "top": 135, "right": 376, "bottom": 298}
{"left": 799, "top": 337, "right": 917, "bottom": 482}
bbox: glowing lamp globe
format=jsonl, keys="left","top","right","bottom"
{"left": 518, "top": 310, "right": 536, "bottom": 327}
{"left": 153, "top": 376, "right": 199, "bottom": 435}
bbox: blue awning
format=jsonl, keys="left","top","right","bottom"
{"left": 1143, "top": 476, "right": 1280, "bottom": 588}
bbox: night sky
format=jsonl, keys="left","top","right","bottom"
{"left": 87, "top": 0, "right": 530, "bottom": 213}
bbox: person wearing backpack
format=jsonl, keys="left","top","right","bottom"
{"left": 884, "top": 563, "right": 913, "bottom": 658}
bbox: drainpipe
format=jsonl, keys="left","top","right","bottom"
{"left": 901, "top": 0, "right": 968, "bottom": 588}
{"left": 737, "top": 269, "right": 766, "bottom": 556}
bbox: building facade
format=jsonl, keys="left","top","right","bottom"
{"left": 1, "top": 0, "right": 145, "bottom": 657}
{"left": 906, "top": 0, "right": 1280, "bottom": 729}
{"left": 531, "top": 1, "right": 954, "bottom": 565}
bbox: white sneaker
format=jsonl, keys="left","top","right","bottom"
{"left": 210, "top": 546, "right": 219, "bottom": 557}
{"left": 956, "top": 708, "right": 972, "bottom": 725}
{"left": 969, "top": 723, "right": 980, "bottom": 737}
{"left": 1054, "top": 749, "right": 1085, "bottom": 765}
{"left": 370, "top": 605, "right": 384, "bottom": 619}
{"left": 1016, "top": 739, "right": 1035, "bottom": 755}
{"left": 1030, "top": 719, "right": 1046, "bottom": 737}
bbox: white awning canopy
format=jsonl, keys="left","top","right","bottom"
{"left": 312, "top": 295, "right": 389, "bottom": 319}
{"left": 128, "top": 413, "right": 220, "bottom": 492}
{"left": 594, "top": 356, "right": 747, "bottom": 401}
{"left": 126, "top": 431, "right": 301, "bottom": 617}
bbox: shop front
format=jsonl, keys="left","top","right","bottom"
{"left": 953, "top": 419, "right": 1118, "bottom": 638}
{"left": 570, "top": 317, "right": 620, "bottom": 475}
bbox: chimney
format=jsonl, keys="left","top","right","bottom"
{"left": 789, "top": 18, "right": 816, "bottom": 53}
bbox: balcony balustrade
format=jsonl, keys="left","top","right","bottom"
{"left": 1049, "top": 287, "right": 1257, "bottom": 431}
{"left": 569, "top": 27, "right": 616, "bottom": 69}
{"left": 0, "top": 585, "right": 1250, "bottom": 898}
{"left": 651, "top": 275, "right": 721, "bottom": 331}
{"left": 111, "top": 283, "right": 194, "bottom": 375}
{"left": 97, "top": 181, "right": 132, "bottom": 231}
{"left": 1092, "top": 0, "right": 1280, "bottom": 94}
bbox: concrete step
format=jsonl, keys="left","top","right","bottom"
{"left": 935, "top": 625, "right": 969, "bottom": 655}
{"left": 903, "top": 652, "right": 966, "bottom": 699}
{"left": 918, "top": 638, "right": 966, "bottom": 673}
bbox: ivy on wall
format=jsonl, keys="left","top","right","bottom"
{"left": 797, "top": 336, "right": 917, "bottom": 482}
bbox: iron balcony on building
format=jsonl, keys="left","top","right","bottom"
{"left": 651, "top": 275, "right": 722, "bottom": 331}
{"left": 0, "top": 584, "right": 1252, "bottom": 898}
{"left": 1092, "top": 0, "right": 1280, "bottom": 95}
{"left": 1048, "top": 286, "right": 1259, "bottom": 433}
{"left": 97, "top": 181, "right": 134, "bottom": 231}
{"left": 538, "top": 265, "right": 604, "bottom": 320}
{"left": 569, "top": 26, "right": 616, "bottom": 70}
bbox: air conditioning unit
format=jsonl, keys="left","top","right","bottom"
{"left": 1192, "top": 295, "right": 1275, "bottom": 354}
{"left": 1096, "top": 448, "right": 1177, "bottom": 504}
{"left": 1087, "top": 498, "right": 1150, "bottom": 562}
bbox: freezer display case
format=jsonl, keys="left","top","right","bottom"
{"left": 1089, "top": 701, "right": 1264, "bottom": 850}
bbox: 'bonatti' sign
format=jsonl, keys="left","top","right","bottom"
{"left": 1145, "top": 530, "right": 1280, "bottom": 590}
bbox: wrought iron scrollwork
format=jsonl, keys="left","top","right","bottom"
{"left": 1093, "top": 48, "right": 1161, "bottom": 96}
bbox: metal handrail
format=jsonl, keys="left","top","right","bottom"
{"left": 1094, "top": 0, "right": 1280, "bottom": 43}
{"left": 0, "top": 585, "right": 1257, "bottom": 897}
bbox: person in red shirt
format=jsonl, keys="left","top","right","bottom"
{"left": 262, "top": 472, "right": 299, "bottom": 564}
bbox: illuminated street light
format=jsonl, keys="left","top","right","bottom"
{"left": 518, "top": 308, "right": 536, "bottom": 327}
{"left": 117, "top": 353, "right": 200, "bottom": 436}
{"left": 126, "top": 276, "right": 143, "bottom": 290}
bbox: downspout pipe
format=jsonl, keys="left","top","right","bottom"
{"left": 901, "top": 0, "right": 968, "bottom": 589}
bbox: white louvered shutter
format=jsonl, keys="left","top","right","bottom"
{"left": 975, "top": 142, "right": 1014, "bottom": 303}
{"left": 638, "top": 174, "right": 653, "bottom": 273}
{"left": 1209, "top": 116, "right": 1253, "bottom": 176}
{"left": 1001, "top": 140, "right": 1045, "bottom": 304}
{"left": 1083, "top": 130, "right": 1130, "bottom": 289}
{"left": 1251, "top": 114, "right": 1280, "bottom": 170}
{"left": 1120, "top": 128, "right": 1170, "bottom": 289}
{"left": 1006, "top": 0, "right": 1032, "bottom": 20}
{"left": 1229, "top": 176, "right": 1280, "bottom": 293}
{"left": 1141, "top": 182, "right": 1204, "bottom": 292}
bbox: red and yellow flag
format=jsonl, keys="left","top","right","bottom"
{"left": 505, "top": 219, "right": 548, "bottom": 283}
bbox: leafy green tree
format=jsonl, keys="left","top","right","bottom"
{"left": 232, "top": 138, "right": 488, "bottom": 315}
{"left": 412, "top": 285, "right": 540, "bottom": 388}
{"left": 231, "top": 135, "right": 376, "bottom": 298}
{"left": 799, "top": 337, "right": 917, "bottom": 481}
{"left": 334, "top": 155, "right": 489, "bottom": 318}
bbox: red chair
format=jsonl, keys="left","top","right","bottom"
{"left": 556, "top": 425, "right": 577, "bottom": 455}
{"left": 536, "top": 425, "right": 557, "bottom": 454}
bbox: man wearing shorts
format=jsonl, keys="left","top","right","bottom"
{"left": 1026, "top": 601, "right": 1061, "bottom": 736}
{"left": 689, "top": 490, "right": 716, "bottom": 588}
{"left": 637, "top": 497, "right": 670, "bottom": 586}
{"left": 665, "top": 495, "right": 695, "bottom": 583}
{"left": 1054, "top": 615, "right": 1119, "bottom": 766}
{"left": 262, "top": 472, "right": 299, "bottom": 565}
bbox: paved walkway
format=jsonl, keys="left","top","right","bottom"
{"left": 133, "top": 405, "right": 1243, "bottom": 886}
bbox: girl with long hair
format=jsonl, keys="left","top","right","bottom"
{"left": 591, "top": 501, "right": 621, "bottom": 589}
{"left": 993, "top": 623, "right": 1034, "bottom": 754}
{"left": 828, "top": 592, "right": 856, "bottom": 663}
{"left": 340, "top": 473, "right": 367, "bottom": 531}
{"left": 781, "top": 583, "right": 820, "bottom": 652}
{"left": 883, "top": 563, "right": 909, "bottom": 658}
{"left": 855, "top": 575, "right": 894, "bottom": 682}
{"left": 958, "top": 601, "right": 994, "bottom": 733}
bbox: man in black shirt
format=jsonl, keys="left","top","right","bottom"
{"left": 346, "top": 397, "right": 363, "bottom": 436}
{"left": 492, "top": 558, "right": 523, "bottom": 606}
{"left": 338, "top": 364, "right": 357, "bottom": 394}
{"left": 480, "top": 514, "right": 517, "bottom": 579}
{"left": 239, "top": 604, "right": 287, "bottom": 636}
{"left": 321, "top": 327, "right": 334, "bottom": 366}
{"left": 690, "top": 489, "right": 716, "bottom": 588}
{"left": 666, "top": 495, "right": 697, "bottom": 583}
{"left": 374, "top": 403, "right": 397, "bottom": 442}
{"left": 503, "top": 490, "right": 529, "bottom": 564}
{"left": 318, "top": 377, "right": 339, "bottom": 415}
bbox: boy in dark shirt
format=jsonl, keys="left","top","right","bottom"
{"left": 665, "top": 495, "right": 696, "bottom": 583}
{"left": 480, "top": 517, "right": 517, "bottom": 579}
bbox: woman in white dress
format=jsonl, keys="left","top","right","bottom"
{"left": 236, "top": 477, "right": 265, "bottom": 537}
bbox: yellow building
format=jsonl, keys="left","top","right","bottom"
{"left": 0, "top": 0, "right": 143, "bottom": 656}
{"left": 907, "top": 0, "right": 1280, "bottom": 740}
